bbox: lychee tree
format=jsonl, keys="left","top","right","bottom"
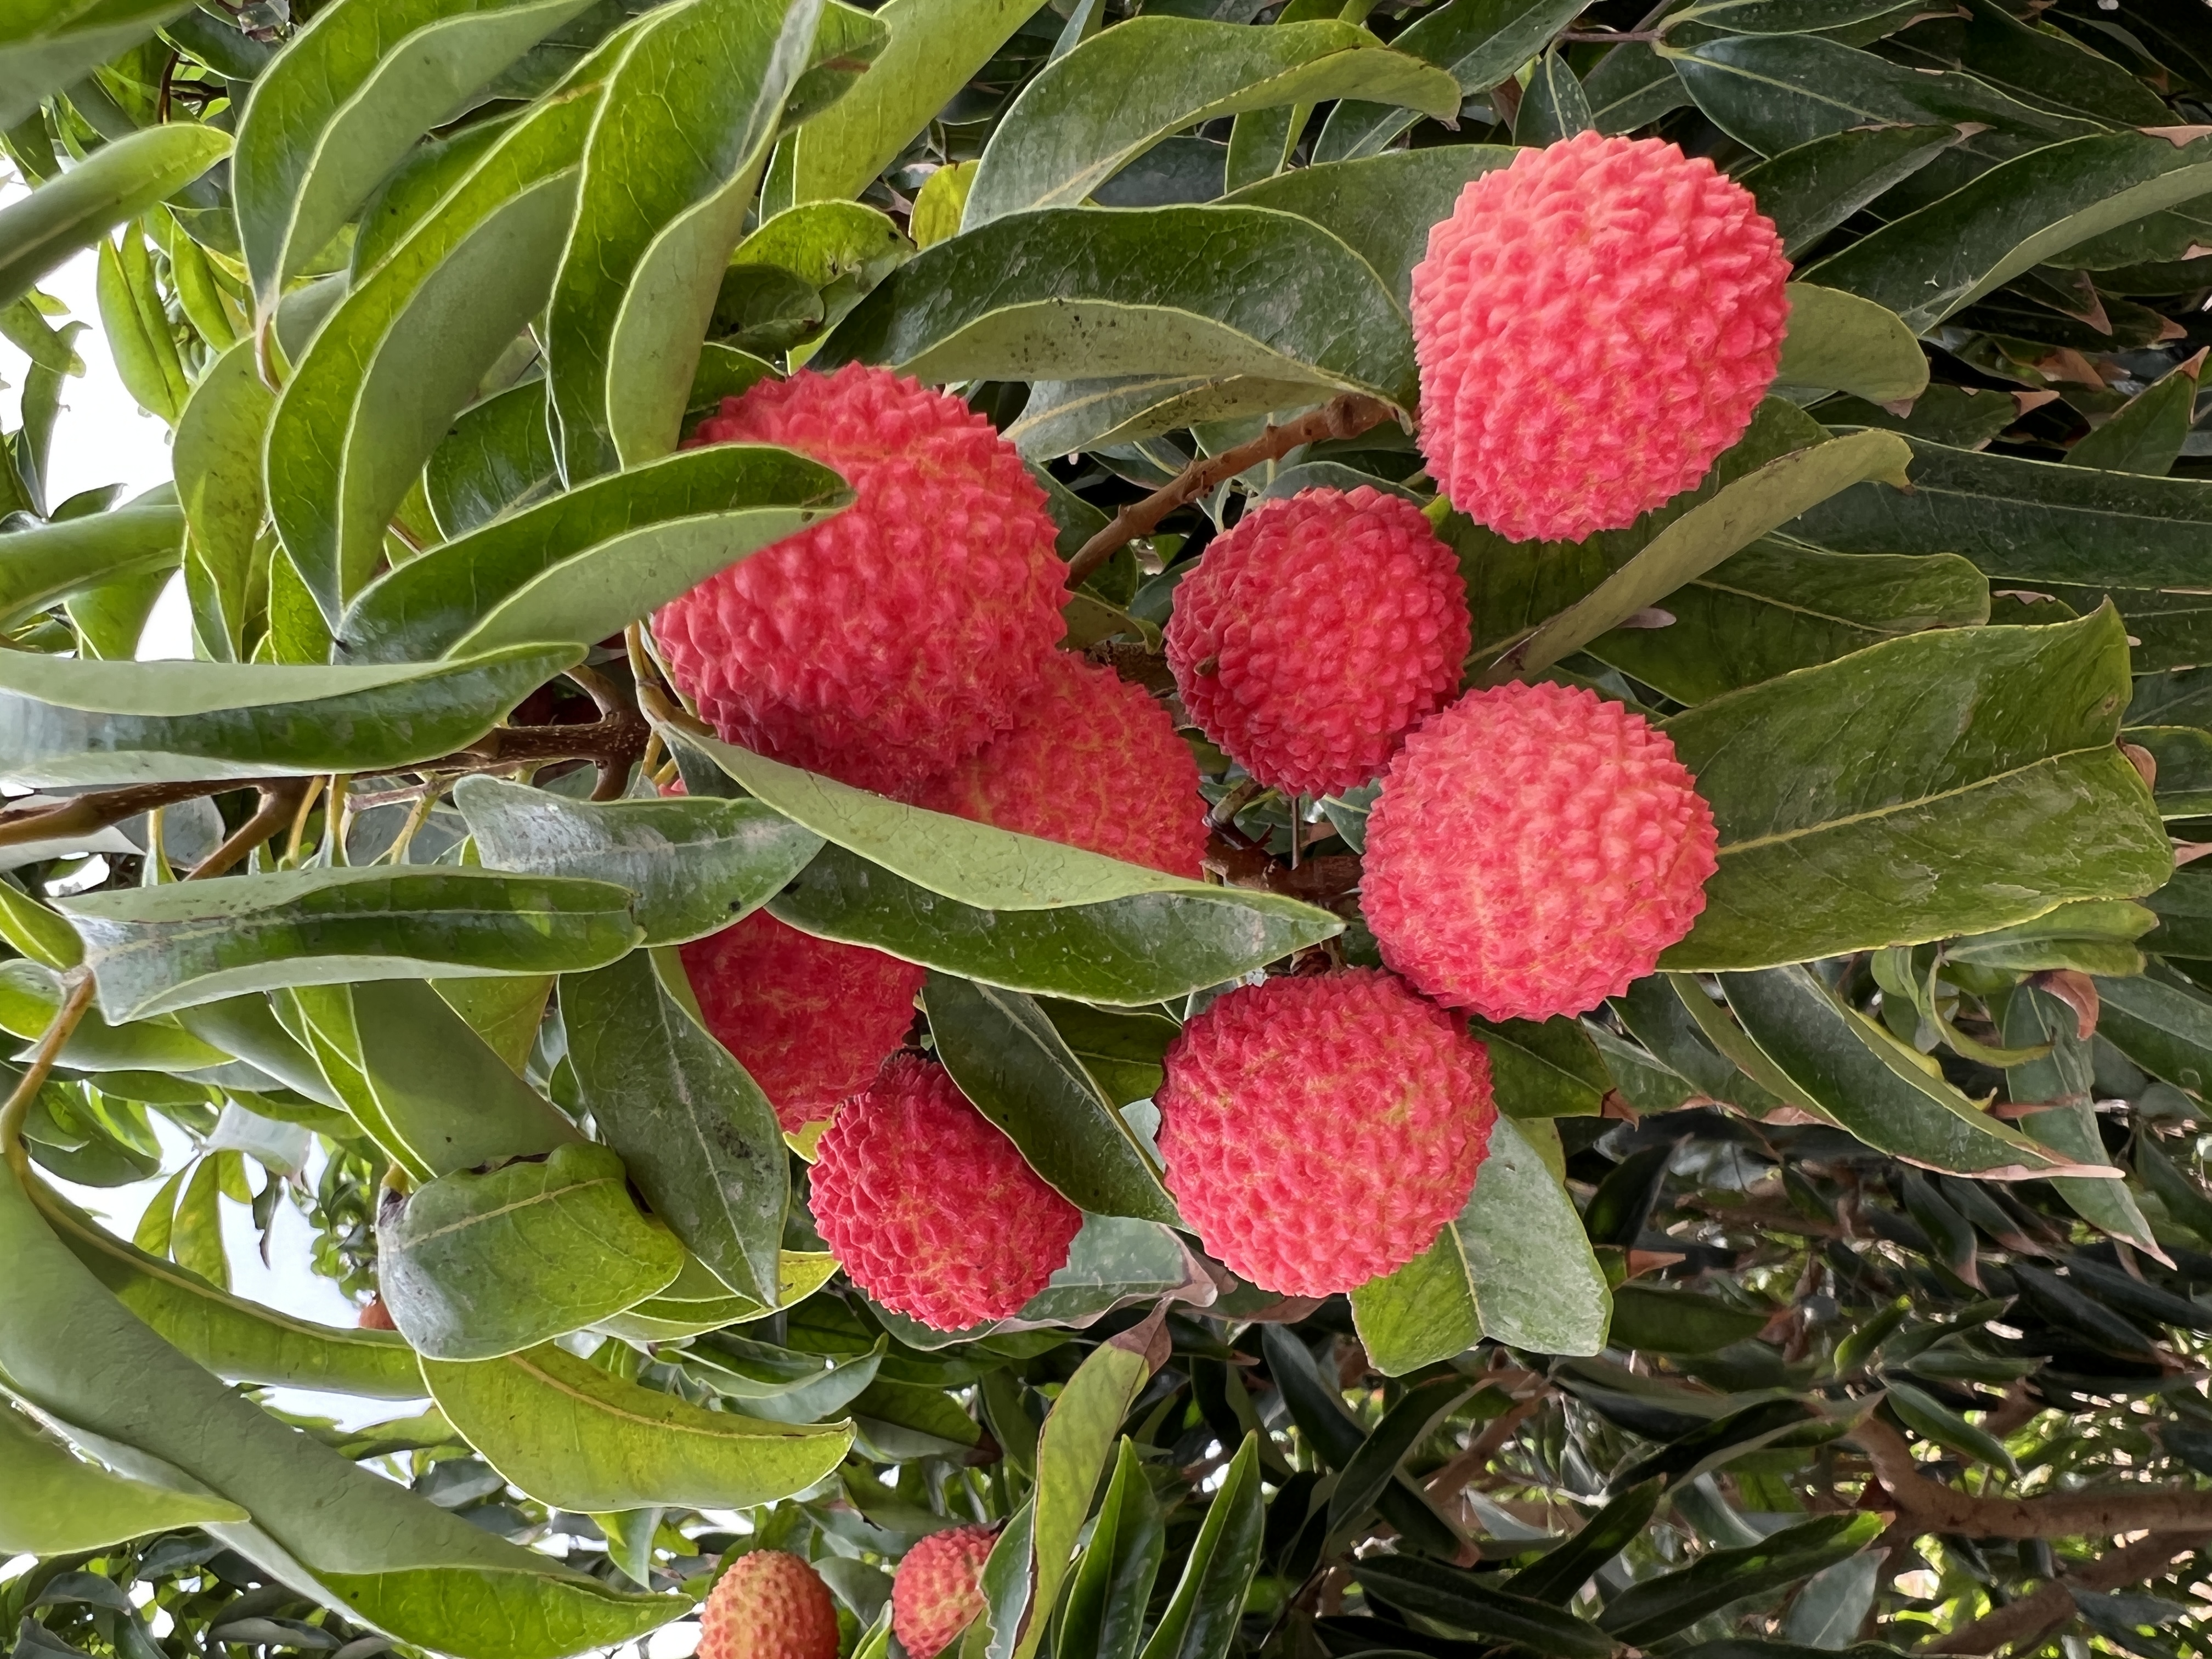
{"left": 6, "top": 2, "right": 2212, "bottom": 1658}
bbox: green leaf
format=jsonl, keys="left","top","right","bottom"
{"left": 2068, "top": 352, "right": 2203, "bottom": 477}
{"left": 814, "top": 205, "right": 1417, "bottom": 414}
{"left": 60, "top": 865, "right": 642, "bottom": 1022}
{"left": 1949, "top": 899, "right": 2153, "bottom": 975}
{"left": 1327, "top": 1374, "right": 1472, "bottom": 1541}
{"left": 1737, "top": 124, "right": 1973, "bottom": 260}
{"left": 1041, "top": 998, "right": 1176, "bottom": 1107}
{"left": 1803, "top": 130, "right": 2212, "bottom": 333}
{"left": 561, "top": 948, "right": 788, "bottom": 1303}
{"left": 426, "top": 380, "right": 561, "bottom": 538}
{"left": 1350, "top": 1558, "right": 1617, "bottom": 1659}
{"left": 1478, "top": 1015, "right": 1610, "bottom": 1120}
{"left": 1774, "top": 286, "right": 1927, "bottom": 405}
{"left": 1882, "top": 1382, "right": 2017, "bottom": 1474}
{"left": 97, "top": 228, "right": 189, "bottom": 425}
{"left": 0, "top": 644, "right": 582, "bottom": 787}
{"left": 0, "top": 502, "right": 183, "bottom": 631}
{"left": 599, "top": 1250, "right": 839, "bottom": 1341}
{"left": 1136, "top": 1432, "right": 1265, "bottom": 1659}
{"left": 1599, "top": 1512, "right": 1883, "bottom": 1645}
{"left": 963, "top": 19, "right": 1456, "bottom": 228}
{"left": 379, "top": 1141, "right": 684, "bottom": 1359}
{"left": 173, "top": 341, "right": 274, "bottom": 662}
{"left": 0, "top": 124, "right": 231, "bottom": 311}
{"left": 1583, "top": 40, "right": 1689, "bottom": 134}
{"left": 422, "top": 1341, "right": 850, "bottom": 1510}
{"left": 2132, "top": 726, "right": 2212, "bottom": 818}
{"left": 1662, "top": 608, "right": 2171, "bottom": 970}
{"left": 1059, "top": 1440, "right": 1165, "bottom": 1659}
{"left": 1514, "top": 49, "right": 1592, "bottom": 145}
{"left": 0, "top": 1400, "right": 247, "bottom": 1553}
{"left": 2094, "top": 968, "right": 2212, "bottom": 1097}
{"left": 1315, "top": 0, "right": 1585, "bottom": 162}
{"left": 923, "top": 972, "right": 1179, "bottom": 1225}
{"left": 1606, "top": 1283, "right": 1770, "bottom": 1355}
{"left": 1506, "top": 1479, "right": 1664, "bottom": 1603}
{"left": 170, "top": 1154, "right": 228, "bottom": 1291}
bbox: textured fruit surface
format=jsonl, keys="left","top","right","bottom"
{"left": 654, "top": 364, "right": 1066, "bottom": 795}
{"left": 1156, "top": 969, "right": 1496, "bottom": 1296}
{"left": 1363, "top": 681, "right": 1718, "bottom": 1020}
{"left": 1165, "top": 486, "right": 1471, "bottom": 799}
{"left": 810, "top": 1056, "right": 1081, "bottom": 1330}
{"left": 924, "top": 651, "right": 1207, "bottom": 877}
{"left": 700, "top": 1551, "right": 840, "bottom": 1659}
{"left": 892, "top": 1525, "right": 998, "bottom": 1659}
{"left": 1410, "top": 132, "right": 1790, "bottom": 543}
{"left": 679, "top": 910, "right": 924, "bottom": 1133}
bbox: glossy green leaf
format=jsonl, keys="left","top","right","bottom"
{"left": 1737, "top": 124, "right": 1972, "bottom": 259}
{"left": 0, "top": 124, "right": 231, "bottom": 311}
{"left": 1949, "top": 899, "right": 2154, "bottom": 975}
{"left": 1514, "top": 49, "right": 1592, "bottom": 145}
{"left": 1583, "top": 40, "right": 1689, "bottom": 134}
{"left": 1662, "top": 608, "right": 2171, "bottom": 970}
{"left": 0, "top": 1400, "right": 247, "bottom": 1553}
{"left": 1316, "top": 0, "right": 1584, "bottom": 162}
{"left": 1774, "top": 285, "right": 1927, "bottom": 405}
{"left": 1599, "top": 1513, "right": 1883, "bottom": 1645}
{"left": 1479, "top": 1016, "right": 1610, "bottom": 1119}
{"left": 173, "top": 341, "right": 273, "bottom": 662}
{"left": 0, "top": 501, "right": 182, "bottom": 631}
{"left": 0, "top": 644, "right": 580, "bottom": 788}
{"left": 1136, "top": 1432, "right": 1264, "bottom": 1659}
{"left": 599, "top": 1250, "right": 839, "bottom": 1341}
{"left": 1607, "top": 1283, "right": 1770, "bottom": 1355}
{"left": 1508, "top": 1479, "right": 1666, "bottom": 1603}
{"left": 426, "top": 380, "right": 561, "bottom": 538}
{"left": 2095, "top": 968, "right": 2212, "bottom": 1097}
{"left": 61, "top": 865, "right": 642, "bottom": 1022}
{"left": 964, "top": 19, "right": 1455, "bottom": 228}
{"left": 1006, "top": 373, "right": 1338, "bottom": 460}
{"left": 1059, "top": 1440, "right": 1165, "bottom": 1659}
{"left": 97, "top": 227, "right": 188, "bottom": 425}
{"left": 1327, "top": 1374, "right": 1473, "bottom": 1540}
{"left": 1883, "top": 1381, "right": 2017, "bottom": 1475}
{"left": 423, "top": 1341, "right": 849, "bottom": 1510}
{"left": 2131, "top": 725, "right": 2212, "bottom": 818}
{"left": 1042, "top": 999, "right": 1176, "bottom": 1107}
{"left": 923, "top": 972, "right": 1178, "bottom": 1224}
{"left": 1351, "top": 1557, "right": 1616, "bottom": 1658}
{"left": 2069, "top": 353, "right": 2202, "bottom": 477}
{"left": 379, "top": 1141, "right": 684, "bottom": 1359}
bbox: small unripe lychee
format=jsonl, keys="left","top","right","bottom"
{"left": 699, "top": 1551, "right": 839, "bottom": 1659}
{"left": 1157, "top": 970, "right": 1495, "bottom": 1296}
{"left": 1165, "top": 486, "right": 1470, "bottom": 799}
{"left": 679, "top": 910, "right": 923, "bottom": 1133}
{"left": 1362, "top": 681, "right": 1718, "bottom": 1021}
{"left": 923, "top": 651, "right": 1207, "bottom": 877}
{"left": 1411, "top": 132, "right": 1790, "bottom": 543}
{"left": 654, "top": 364, "right": 1066, "bottom": 795}
{"left": 891, "top": 1525, "right": 998, "bottom": 1659}
{"left": 810, "top": 1056, "right": 1081, "bottom": 1330}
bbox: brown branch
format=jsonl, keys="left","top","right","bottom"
{"left": 188, "top": 781, "right": 309, "bottom": 881}
{"left": 1919, "top": 1529, "right": 2209, "bottom": 1656}
{"left": 1424, "top": 1393, "right": 1547, "bottom": 1503}
{"left": 0, "top": 779, "right": 287, "bottom": 852}
{"left": 1062, "top": 394, "right": 1397, "bottom": 588}
{"left": 1854, "top": 1415, "right": 2212, "bottom": 1539}
{"left": 0, "top": 974, "right": 95, "bottom": 1180}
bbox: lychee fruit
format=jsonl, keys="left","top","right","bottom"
{"left": 1410, "top": 131, "right": 1790, "bottom": 543}
{"left": 1154, "top": 969, "right": 1496, "bottom": 1296}
{"left": 891, "top": 1525, "right": 998, "bottom": 1659}
{"left": 699, "top": 1550, "right": 840, "bottom": 1659}
{"left": 1362, "top": 681, "right": 1718, "bottom": 1022}
{"left": 1164, "top": 486, "right": 1471, "bottom": 800}
{"left": 678, "top": 910, "right": 924, "bottom": 1133}
{"left": 653, "top": 364, "right": 1066, "bottom": 796}
{"left": 923, "top": 651, "right": 1207, "bottom": 877}
{"left": 809, "top": 1056, "right": 1081, "bottom": 1330}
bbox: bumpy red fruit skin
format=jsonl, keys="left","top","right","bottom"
{"left": 1156, "top": 969, "right": 1496, "bottom": 1296}
{"left": 1410, "top": 132, "right": 1790, "bottom": 544}
{"left": 892, "top": 1526, "right": 998, "bottom": 1659}
{"left": 1363, "top": 681, "right": 1719, "bottom": 1021}
{"left": 1165, "top": 487, "right": 1471, "bottom": 799}
{"left": 923, "top": 651, "right": 1207, "bottom": 877}
{"left": 810, "top": 1056, "right": 1081, "bottom": 1330}
{"left": 699, "top": 1551, "right": 840, "bottom": 1659}
{"left": 653, "top": 364, "right": 1065, "bottom": 795}
{"left": 679, "top": 910, "right": 924, "bottom": 1133}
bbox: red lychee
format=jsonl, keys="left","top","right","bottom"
{"left": 1362, "top": 681, "right": 1718, "bottom": 1021}
{"left": 699, "top": 1550, "right": 840, "bottom": 1659}
{"left": 922, "top": 651, "right": 1207, "bottom": 878}
{"left": 1155, "top": 969, "right": 1496, "bottom": 1296}
{"left": 678, "top": 910, "right": 923, "bottom": 1133}
{"left": 891, "top": 1525, "right": 997, "bottom": 1659}
{"left": 653, "top": 364, "right": 1066, "bottom": 795}
{"left": 1164, "top": 486, "right": 1470, "bottom": 800}
{"left": 809, "top": 1056, "right": 1081, "bottom": 1330}
{"left": 1410, "top": 132, "right": 1790, "bottom": 544}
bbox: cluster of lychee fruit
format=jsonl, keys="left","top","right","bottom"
{"left": 648, "top": 133, "right": 1786, "bottom": 1330}
{"left": 698, "top": 1528, "right": 996, "bottom": 1659}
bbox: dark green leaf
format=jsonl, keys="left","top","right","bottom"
{"left": 1327, "top": 1375, "right": 1472, "bottom": 1541}
{"left": 1598, "top": 1512, "right": 1884, "bottom": 1645}
{"left": 1606, "top": 1283, "right": 1770, "bottom": 1355}
{"left": 1506, "top": 1479, "right": 1664, "bottom": 1604}
{"left": 426, "top": 380, "right": 561, "bottom": 538}
{"left": 2068, "top": 354, "right": 2202, "bottom": 477}
{"left": 1059, "top": 1439, "right": 1165, "bottom": 1659}
{"left": 1351, "top": 1557, "right": 1617, "bottom": 1659}
{"left": 1136, "top": 1433, "right": 1265, "bottom": 1659}
{"left": 1315, "top": 0, "right": 1585, "bottom": 161}
{"left": 2095, "top": 968, "right": 2212, "bottom": 1096}
{"left": 1514, "top": 50, "right": 1592, "bottom": 145}
{"left": 1737, "top": 124, "right": 1973, "bottom": 260}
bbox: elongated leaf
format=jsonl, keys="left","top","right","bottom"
{"left": 1136, "top": 1434, "right": 1265, "bottom": 1659}
{"left": 1599, "top": 1513, "right": 1883, "bottom": 1645}
{"left": 1316, "top": 0, "right": 1585, "bottom": 162}
{"left": 2069, "top": 353, "right": 2202, "bottom": 478}
{"left": 815, "top": 205, "right": 1417, "bottom": 413}
{"left": 0, "top": 503, "right": 182, "bottom": 631}
{"left": 965, "top": 19, "right": 1455, "bottom": 227}
{"left": 1347, "top": 1224, "right": 1480, "bottom": 1376}
{"left": 1508, "top": 1479, "right": 1665, "bottom": 1604}
{"left": 600, "top": 1250, "right": 839, "bottom": 1341}
{"left": 1327, "top": 1375, "right": 1472, "bottom": 1540}
{"left": 1737, "top": 124, "right": 1971, "bottom": 259}
{"left": 0, "top": 1400, "right": 246, "bottom": 1553}
{"left": 1059, "top": 1440, "right": 1165, "bottom": 1659}
{"left": 1584, "top": 39, "right": 1689, "bottom": 134}
{"left": 1351, "top": 1558, "right": 1616, "bottom": 1659}
{"left": 2096, "top": 969, "right": 2212, "bottom": 1097}
{"left": 61, "top": 865, "right": 641, "bottom": 1022}
{"left": 0, "top": 125, "right": 231, "bottom": 311}
{"left": 174, "top": 342, "right": 273, "bottom": 662}
{"left": 923, "top": 973, "right": 1178, "bottom": 1224}
{"left": 1774, "top": 286, "right": 1927, "bottom": 404}
{"left": 427, "top": 380, "right": 561, "bottom": 538}
{"left": 2, "top": 1, "right": 196, "bottom": 126}
{"left": 424, "top": 1341, "right": 848, "bottom": 1510}
{"left": 1662, "top": 608, "right": 2171, "bottom": 970}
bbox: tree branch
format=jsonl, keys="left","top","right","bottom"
{"left": 1854, "top": 1415, "right": 2212, "bottom": 1538}
{"left": 1919, "top": 1530, "right": 2209, "bottom": 1655}
{"left": 188, "top": 781, "right": 310, "bottom": 880}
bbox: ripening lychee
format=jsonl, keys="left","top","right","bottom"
{"left": 653, "top": 364, "right": 1066, "bottom": 795}
{"left": 1410, "top": 132, "right": 1790, "bottom": 544}
{"left": 1155, "top": 969, "right": 1496, "bottom": 1296}
{"left": 679, "top": 910, "right": 923, "bottom": 1133}
{"left": 810, "top": 1056, "right": 1081, "bottom": 1330}
{"left": 1164, "top": 486, "right": 1471, "bottom": 799}
{"left": 891, "top": 1525, "right": 998, "bottom": 1659}
{"left": 923, "top": 651, "right": 1207, "bottom": 877}
{"left": 1362, "top": 681, "right": 1718, "bottom": 1021}
{"left": 699, "top": 1551, "right": 839, "bottom": 1659}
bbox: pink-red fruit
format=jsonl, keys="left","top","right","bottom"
{"left": 924, "top": 651, "right": 1207, "bottom": 877}
{"left": 810, "top": 1056, "right": 1081, "bottom": 1330}
{"left": 679, "top": 910, "right": 924, "bottom": 1133}
{"left": 699, "top": 1551, "right": 840, "bottom": 1659}
{"left": 1156, "top": 969, "right": 1496, "bottom": 1296}
{"left": 655, "top": 364, "right": 1065, "bottom": 795}
{"left": 1166, "top": 486, "right": 1471, "bottom": 799}
{"left": 892, "top": 1525, "right": 997, "bottom": 1659}
{"left": 1362, "top": 681, "right": 1718, "bottom": 1022}
{"left": 1411, "top": 132, "right": 1790, "bottom": 543}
